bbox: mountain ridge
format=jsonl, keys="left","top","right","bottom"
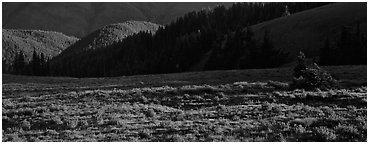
{"left": 3, "top": 2, "right": 232, "bottom": 37}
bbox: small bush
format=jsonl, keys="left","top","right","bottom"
{"left": 138, "top": 95, "right": 149, "bottom": 104}
{"left": 334, "top": 124, "right": 363, "bottom": 141}
{"left": 5, "top": 134, "right": 25, "bottom": 142}
{"left": 267, "top": 81, "right": 289, "bottom": 90}
{"left": 216, "top": 92, "right": 226, "bottom": 99}
{"left": 21, "top": 119, "right": 31, "bottom": 130}
{"left": 231, "top": 115, "right": 240, "bottom": 121}
{"left": 291, "top": 52, "right": 337, "bottom": 90}
{"left": 45, "top": 129, "right": 59, "bottom": 135}
{"left": 212, "top": 96, "right": 220, "bottom": 102}
{"left": 66, "top": 118, "right": 79, "bottom": 129}
{"left": 312, "top": 126, "right": 336, "bottom": 141}
{"left": 173, "top": 111, "right": 185, "bottom": 121}
{"left": 171, "top": 134, "right": 186, "bottom": 142}
{"left": 144, "top": 109, "right": 156, "bottom": 118}
{"left": 138, "top": 129, "right": 152, "bottom": 139}
{"left": 80, "top": 119, "right": 89, "bottom": 127}
{"left": 290, "top": 117, "right": 318, "bottom": 127}
{"left": 52, "top": 116, "right": 63, "bottom": 125}
{"left": 216, "top": 104, "right": 226, "bottom": 111}
{"left": 261, "top": 101, "right": 273, "bottom": 111}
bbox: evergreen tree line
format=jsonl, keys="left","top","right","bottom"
{"left": 48, "top": 2, "right": 330, "bottom": 77}
{"left": 205, "top": 28, "right": 290, "bottom": 70}
{"left": 5, "top": 3, "right": 329, "bottom": 77}
{"left": 10, "top": 50, "right": 50, "bottom": 76}
{"left": 3, "top": 60, "right": 11, "bottom": 74}
{"left": 319, "top": 23, "right": 366, "bottom": 66}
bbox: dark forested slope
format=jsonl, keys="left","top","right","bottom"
{"left": 49, "top": 2, "right": 331, "bottom": 77}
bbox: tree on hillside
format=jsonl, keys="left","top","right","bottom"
{"left": 259, "top": 30, "right": 274, "bottom": 67}
{"left": 258, "top": 30, "right": 290, "bottom": 68}
{"left": 319, "top": 38, "right": 339, "bottom": 66}
{"left": 239, "top": 27, "right": 257, "bottom": 69}
{"left": 319, "top": 23, "right": 366, "bottom": 66}
{"left": 39, "top": 53, "right": 51, "bottom": 76}
{"left": 3, "top": 60, "right": 10, "bottom": 73}
{"left": 31, "top": 50, "right": 40, "bottom": 76}
{"left": 293, "top": 51, "right": 307, "bottom": 78}
{"left": 13, "top": 51, "right": 26, "bottom": 75}
{"left": 45, "top": 57, "right": 51, "bottom": 76}
{"left": 282, "top": 5, "right": 291, "bottom": 16}
{"left": 29, "top": 50, "right": 48, "bottom": 76}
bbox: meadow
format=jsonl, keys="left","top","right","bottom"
{"left": 2, "top": 65, "right": 367, "bottom": 142}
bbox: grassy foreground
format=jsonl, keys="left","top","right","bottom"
{"left": 2, "top": 65, "right": 367, "bottom": 142}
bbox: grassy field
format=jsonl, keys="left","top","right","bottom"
{"left": 2, "top": 65, "right": 367, "bottom": 142}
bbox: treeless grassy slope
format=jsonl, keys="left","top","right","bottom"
{"left": 251, "top": 2, "right": 366, "bottom": 58}
{"left": 2, "top": 29, "right": 79, "bottom": 65}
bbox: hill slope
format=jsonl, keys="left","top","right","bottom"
{"left": 3, "top": 2, "right": 231, "bottom": 37}
{"left": 250, "top": 2, "right": 367, "bottom": 58}
{"left": 47, "top": 2, "right": 336, "bottom": 77}
{"left": 58, "top": 21, "right": 161, "bottom": 57}
{"left": 2, "top": 29, "right": 79, "bottom": 66}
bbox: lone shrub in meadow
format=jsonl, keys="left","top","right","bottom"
{"left": 291, "top": 52, "right": 337, "bottom": 90}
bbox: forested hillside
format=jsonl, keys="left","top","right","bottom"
{"left": 56, "top": 21, "right": 161, "bottom": 57}
{"left": 49, "top": 2, "right": 330, "bottom": 77}
{"left": 2, "top": 29, "right": 78, "bottom": 73}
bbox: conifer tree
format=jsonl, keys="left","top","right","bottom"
{"left": 31, "top": 50, "right": 41, "bottom": 76}
{"left": 3, "top": 60, "right": 9, "bottom": 73}
{"left": 293, "top": 51, "right": 307, "bottom": 78}
{"left": 282, "top": 5, "right": 291, "bottom": 16}
{"left": 319, "top": 38, "right": 330, "bottom": 65}
{"left": 13, "top": 51, "right": 26, "bottom": 75}
{"left": 40, "top": 53, "right": 46, "bottom": 75}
